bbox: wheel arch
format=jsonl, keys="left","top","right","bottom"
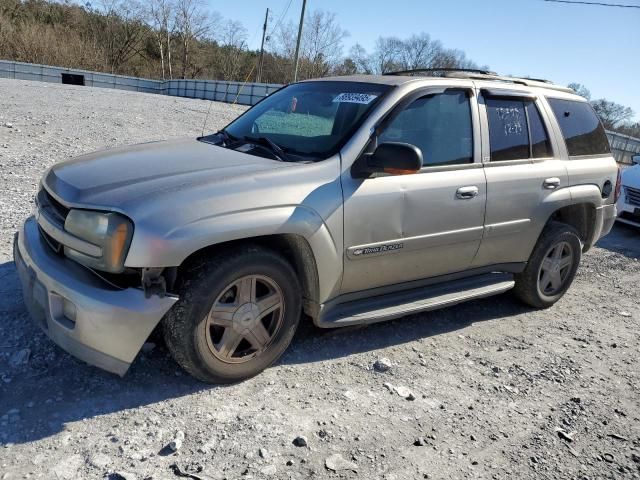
{"left": 542, "top": 184, "right": 605, "bottom": 252}
{"left": 177, "top": 233, "right": 322, "bottom": 319}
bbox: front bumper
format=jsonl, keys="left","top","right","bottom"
{"left": 616, "top": 197, "right": 640, "bottom": 228}
{"left": 14, "top": 217, "right": 177, "bottom": 376}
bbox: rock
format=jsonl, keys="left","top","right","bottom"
{"left": 110, "top": 472, "right": 137, "bottom": 480}
{"left": 395, "top": 386, "right": 415, "bottom": 400}
{"left": 414, "top": 437, "right": 427, "bottom": 446}
{"left": 141, "top": 342, "right": 156, "bottom": 354}
{"left": 631, "top": 453, "right": 640, "bottom": 463}
{"left": 50, "top": 454, "right": 83, "bottom": 480}
{"left": 618, "top": 311, "right": 631, "bottom": 317}
{"left": 555, "top": 428, "right": 575, "bottom": 442}
{"left": 383, "top": 382, "right": 415, "bottom": 400}
{"left": 292, "top": 436, "right": 308, "bottom": 447}
{"left": 89, "top": 452, "right": 111, "bottom": 468}
{"left": 373, "top": 358, "right": 392, "bottom": 372}
{"left": 8, "top": 348, "right": 30, "bottom": 367}
{"left": 259, "top": 447, "right": 268, "bottom": 459}
{"left": 169, "top": 430, "right": 185, "bottom": 451}
{"left": 260, "top": 465, "right": 276, "bottom": 475}
{"left": 4, "top": 122, "right": 13, "bottom": 128}
{"left": 325, "top": 453, "right": 358, "bottom": 472}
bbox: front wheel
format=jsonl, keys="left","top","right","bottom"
{"left": 163, "top": 246, "right": 301, "bottom": 383}
{"left": 513, "top": 222, "right": 582, "bottom": 308}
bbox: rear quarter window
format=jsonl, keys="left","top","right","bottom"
{"left": 547, "top": 98, "right": 610, "bottom": 157}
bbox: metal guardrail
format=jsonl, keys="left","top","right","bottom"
{"left": 1, "top": 60, "right": 639, "bottom": 163}
{"left": 0, "top": 59, "right": 281, "bottom": 106}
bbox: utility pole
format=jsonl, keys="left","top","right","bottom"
{"left": 256, "top": 8, "right": 269, "bottom": 83}
{"left": 292, "top": 0, "right": 306, "bottom": 83}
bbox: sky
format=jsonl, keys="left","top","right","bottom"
{"left": 211, "top": 0, "right": 640, "bottom": 120}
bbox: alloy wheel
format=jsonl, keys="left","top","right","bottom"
{"left": 205, "top": 275, "right": 285, "bottom": 364}
{"left": 538, "top": 241, "right": 574, "bottom": 296}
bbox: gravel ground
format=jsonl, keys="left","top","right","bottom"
{"left": 0, "top": 79, "right": 639, "bottom": 480}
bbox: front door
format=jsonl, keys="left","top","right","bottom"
{"left": 341, "top": 88, "right": 486, "bottom": 294}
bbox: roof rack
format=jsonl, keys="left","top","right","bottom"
{"left": 384, "top": 68, "right": 498, "bottom": 76}
{"left": 383, "top": 68, "right": 574, "bottom": 94}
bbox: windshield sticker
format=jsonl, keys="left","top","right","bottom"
{"left": 333, "top": 93, "right": 378, "bottom": 104}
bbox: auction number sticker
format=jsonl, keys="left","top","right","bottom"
{"left": 333, "top": 93, "right": 378, "bottom": 104}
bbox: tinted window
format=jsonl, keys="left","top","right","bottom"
{"left": 486, "top": 98, "right": 553, "bottom": 161}
{"left": 548, "top": 98, "right": 610, "bottom": 157}
{"left": 379, "top": 90, "right": 473, "bottom": 167}
{"left": 527, "top": 103, "right": 552, "bottom": 158}
{"left": 486, "top": 98, "right": 530, "bottom": 161}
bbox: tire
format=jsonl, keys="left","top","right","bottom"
{"left": 513, "top": 222, "right": 582, "bottom": 309}
{"left": 163, "top": 245, "right": 302, "bottom": 383}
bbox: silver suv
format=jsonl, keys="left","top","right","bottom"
{"left": 14, "top": 69, "right": 619, "bottom": 383}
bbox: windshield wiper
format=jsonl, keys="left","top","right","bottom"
{"left": 215, "top": 128, "right": 237, "bottom": 145}
{"left": 243, "top": 135, "right": 291, "bottom": 162}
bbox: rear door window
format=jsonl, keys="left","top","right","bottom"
{"left": 486, "top": 97, "right": 552, "bottom": 161}
{"left": 547, "top": 98, "right": 610, "bottom": 157}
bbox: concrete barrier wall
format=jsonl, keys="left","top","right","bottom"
{"left": 607, "top": 131, "right": 640, "bottom": 165}
{"left": 0, "top": 60, "right": 280, "bottom": 105}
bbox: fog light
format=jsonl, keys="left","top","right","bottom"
{"left": 62, "top": 298, "right": 77, "bottom": 323}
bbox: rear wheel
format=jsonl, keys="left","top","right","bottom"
{"left": 163, "top": 246, "right": 301, "bottom": 383}
{"left": 513, "top": 222, "right": 582, "bottom": 308}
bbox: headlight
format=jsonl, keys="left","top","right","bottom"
{"left": 64, "top": 209, "right": 133, "bottom": 273}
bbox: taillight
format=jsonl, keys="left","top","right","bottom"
{"left": 614, "top": 167, "right": 622, "bottom": 203}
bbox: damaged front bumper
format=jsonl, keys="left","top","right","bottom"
{"left": 14, "top": 216, "right": 177, "bottom": 376}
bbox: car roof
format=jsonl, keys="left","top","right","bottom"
{"left": 302, "top": 73, "right": 579, "bottom": 97}
{"left": 303, "top": 74, "right": 425, "bottom": 86}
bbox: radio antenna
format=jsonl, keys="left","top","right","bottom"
{"left": 201, "top": 98, "right": 215, "bottom": 137}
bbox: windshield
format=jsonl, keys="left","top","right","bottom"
{"left": 222, "top": 81, "right": 391, "bottom": 159}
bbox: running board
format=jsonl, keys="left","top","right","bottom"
{"left": 317, "top": 273, "right": 515, "bottom": 327}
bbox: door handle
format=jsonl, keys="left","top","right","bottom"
{"left": 543, "top": 177, "right": 561, "bottom": 189}
{"left": 456, "top": 186, "right": 479, "bottom": 199}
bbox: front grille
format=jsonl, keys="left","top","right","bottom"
{"left": 625, "top": 185, "right": 640, "bottom": 207}
{"left": 38, "top": 226, "right": 63, "bottom": 254}
{"left": 36, "top": 187, "right": 70, "bottom": 254}
{"left": 36, "top": 188, "right": 69, "bottom": 227}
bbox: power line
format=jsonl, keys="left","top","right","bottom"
{"left": 269, "top": 0, "right": 294, "bottom": 37}
{"left": 542, "top": 0, "right": 640, "bottom": 8}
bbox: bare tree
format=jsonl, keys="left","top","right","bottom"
{"left": 300, "top": 10, "right": 348, "bottom": 79}
{"left": 349, "top": 43, "right": 373, "bottom": 74}
{"left": 397, "top": 33, "right": 441, "bottom": 70}
{"left": 275, "top": 9, "right": 348, "bottom": 80}
{"left": 218, "top": 19, "right": 248, "bottom": 80}
{"left": 591, "top": 99, "right": 634, "bottom": 130}
{"left": 174, "top": 0, "right": 210, "bottom": 78}
{"left": 567, "top": 82, "right": 591, "bottom": 100}
{"left": 146, "top": 0, "right": 175, "bottom": 79}
{"left": 371, "top": 36, "right": 403, "bottom": 74}
{"left": 97, "top": 0, "right": 148, "bottom": 74}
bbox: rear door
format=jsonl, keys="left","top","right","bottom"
{"left": 472, "top": 87, "right": 569, "bottom": 267}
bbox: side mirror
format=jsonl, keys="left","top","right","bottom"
{"left": 355, "top": 142, "right": 423, "bottom": 177}
{"left": 632, "top": 154, "right": 640, "bottom": 165}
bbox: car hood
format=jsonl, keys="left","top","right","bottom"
{"left": 43, "top": 137, "right": 295, "bottom": 209}
{"left": 621, "top": 164, "right": 640, "bottom": 188}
